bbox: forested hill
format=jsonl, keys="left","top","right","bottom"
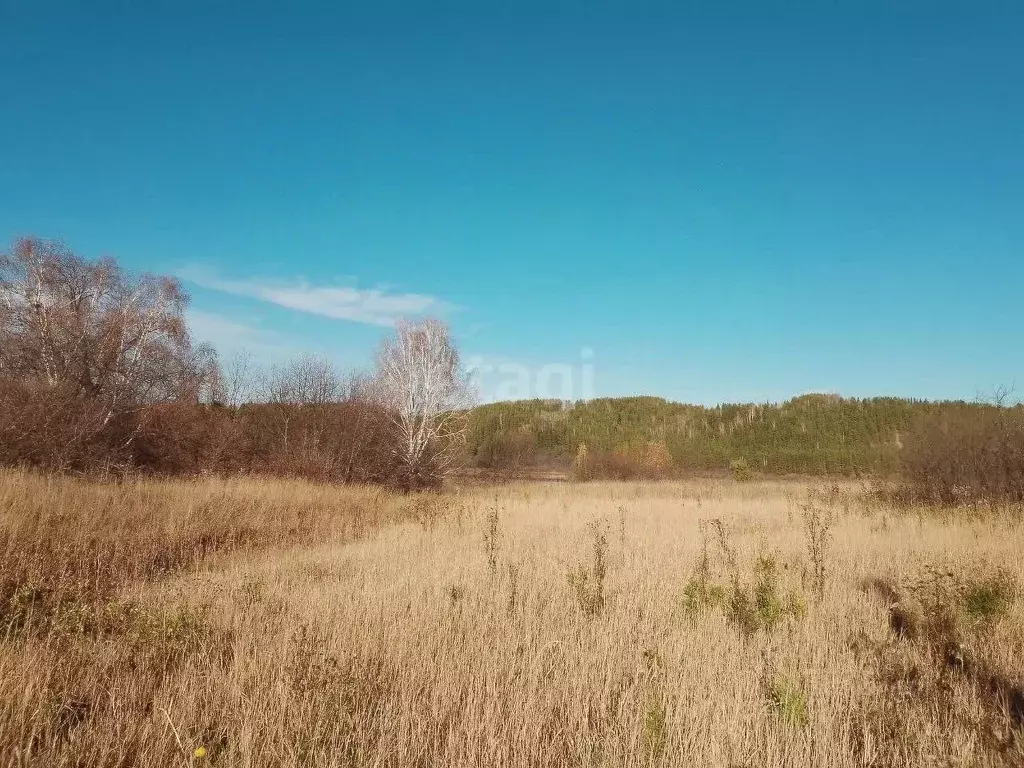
{"left": 465, "top": 394, "right": 1001, "bottom": 475}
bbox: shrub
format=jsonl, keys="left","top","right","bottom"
{"left": 894, "top": 406, "right": 1024, "bottom": 506}
{"left": 644, "top": 700, "right": 667, "bottom": 758}
{"left": 726, "top": 555, "right": 804, "bottom": 635}
{"left": 684, "top": 522, "right": 805, "bottom": 635}
{"left": 483, "top": 501, "right": 502, "bottom": 573}
{"left": 571, "top": 443, "right": 592, "bottom": 480}
{"left": 681, "top": 545, "right": 727, "bottom": 615}
{"left": 637, "top": 441, "right": 675, "bottom": 478}
{"left": 571, "top": 441, "right": 675, "bottom": 481}
{"left": 963, "top": 573, "right": 1015, "bottom": 623}
{"left": 474, "top": 428, "right": 538, "bottom": 477}
{"left": 766, "top": 677, "right": 808, "bottom": 728}
{"left": 877, "top": 563, "right": 1017, "bottom": 648}
{"left": 567, "top": 520, "right": 609, "bottom": 616}
{"left": 801, "top": 501, "right": 834, "bottom": 601}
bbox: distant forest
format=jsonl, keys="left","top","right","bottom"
{"left": 465, "top": 394, "right": 1019, "bottom": 476}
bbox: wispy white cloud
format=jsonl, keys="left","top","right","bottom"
{"left": 178, "top": 267, "right": 454, "bottom": 327}
{"left": 187, "top": 309, "right": 299, "bottom": 359}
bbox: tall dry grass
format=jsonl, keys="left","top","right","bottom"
{"left": 0, "top": 470, "right": 407, "bottom": 767}
{"left": 2, "top": 473, "right": 1023, "bottom": 766}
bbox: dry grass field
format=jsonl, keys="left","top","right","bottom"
{"left": 2, "top": 471, "right": 1023, "bottom": 767}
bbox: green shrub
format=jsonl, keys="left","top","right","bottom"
{"left": 681, "top": 573, "right": 726, "bottom": 615}
{"left": 681, "top": 533, "right": 726, "bottom": 615}
{"left": 725, "top": 555, "right": 804, "bottom": 636}
{"left": 767, "top": 678, "right": 808, "bottom": 727}
{"left": 682, "top": 526, "right": 805, "bottom": 635}
{"left": 753, "top": 555, "right": 785, "bottom": 630}
{"left": 963, "top": 574, "right": 1015, "bottom": 623}
{"left": 644, "top": 700, "right": 667, "bottom": 758}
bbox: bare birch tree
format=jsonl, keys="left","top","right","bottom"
{"left": 371, "top": 318, "right": 474, "bottom": 489}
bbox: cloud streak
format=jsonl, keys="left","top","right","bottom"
{"left": 178, "top": 267, "right": 453, "bottom": 327}
{"left": 186, "top": 309, "right": 299, "bottom": 358}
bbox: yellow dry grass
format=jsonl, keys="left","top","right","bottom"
{"left": 2, "top": 472, "right": 1023, "bottom": 767}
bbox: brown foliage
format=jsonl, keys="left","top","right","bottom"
{"left": 0, "top": 238, "right": 413, "bottom": 486}
{"left": 894, "top": 406, "right": 1024, "bottom": 506}
{"left": 572, "top": 440, "right": 676, "bottom": 481}
{"left": 0, "top": 237, "right": 216, "bottom": 472}
{"left": 474, "top": 427, "right": 539, "bottom": 478}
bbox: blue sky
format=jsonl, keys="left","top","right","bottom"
{"left": 2, "top": 2, "right": 1022, "bottom": 404}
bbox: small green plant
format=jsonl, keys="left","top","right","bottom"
{"left": 643, "top": 699, "right": 667, "bottom": 759}
{"left": 730, "top": 457, "right": 754, "bottom": 481}
{"left": 753, "top": 555, "right": 785, "bottom": 630}
{"left": 682, "top": 525, "right": 726, "bottom": 615}
{"left": 567, "top": 520, "right": 609, "bottom": 616}
{"left": 681, "top": 572, "right": 727, "bottom": 615}
{"left": 725, "top": 555, "right": 805, "bottom": 637}
{"left": 766, "top": 677, "right": 808, "bottom": 728}
{"left": 963, "top": 571, "right": 1015, "bottom": 624}
{"left": 684, "top": 522, "right": 804, "bottom": 635}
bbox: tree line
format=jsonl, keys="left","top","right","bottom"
{"left": 0, "top": 237, "right": 471, "bottom": 488}
{"left": 466, "top": 394, "right": 1024, "bottom": 490}
{"left": 4, "top": 236, "right": 1021, "bottom": 502}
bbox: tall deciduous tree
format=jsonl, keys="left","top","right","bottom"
{"left": 0, "top": 237, "right": 215, "bottom": 466}
{"left": 372, "top": 318, "right": 473, "bottom": 488}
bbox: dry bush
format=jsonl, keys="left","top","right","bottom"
{"left": 473, "top": 427, "right": 539, "bottom": 479}
{"left": 572, "top": 441, "right": 676, "bottom": 481}
{"left": 858, "top": 561, "right": 1023, "bottom": 762}
{"left": 894, "top": 406, "right": 1024, "bottom": 507}
{"left": 0, "top": 378, "right": 131, "bottom": 471}
{"left": 229, "top": 400, "right": 397, "bottom": 484}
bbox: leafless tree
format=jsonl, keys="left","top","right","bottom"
{"left": 371, "top": 318, "right": 474, "bottom": 488}
{"left": 338, "top": 371, "right": 388, "bottom": 483}
{"left": 260, "top": 354, "right": 341, "bottom": 407}
{"left": 254, "top": 353, "right": 343, "bottom": 465}
{"left": 215, "top": 349, "right": 256, "bottom": 407}
{"left": 0, "top": 237, "right": 215, "bottom": 464}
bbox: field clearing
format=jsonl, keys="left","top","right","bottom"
{"left": 2, "top": 473, "right": 1023, "bottom": 766}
